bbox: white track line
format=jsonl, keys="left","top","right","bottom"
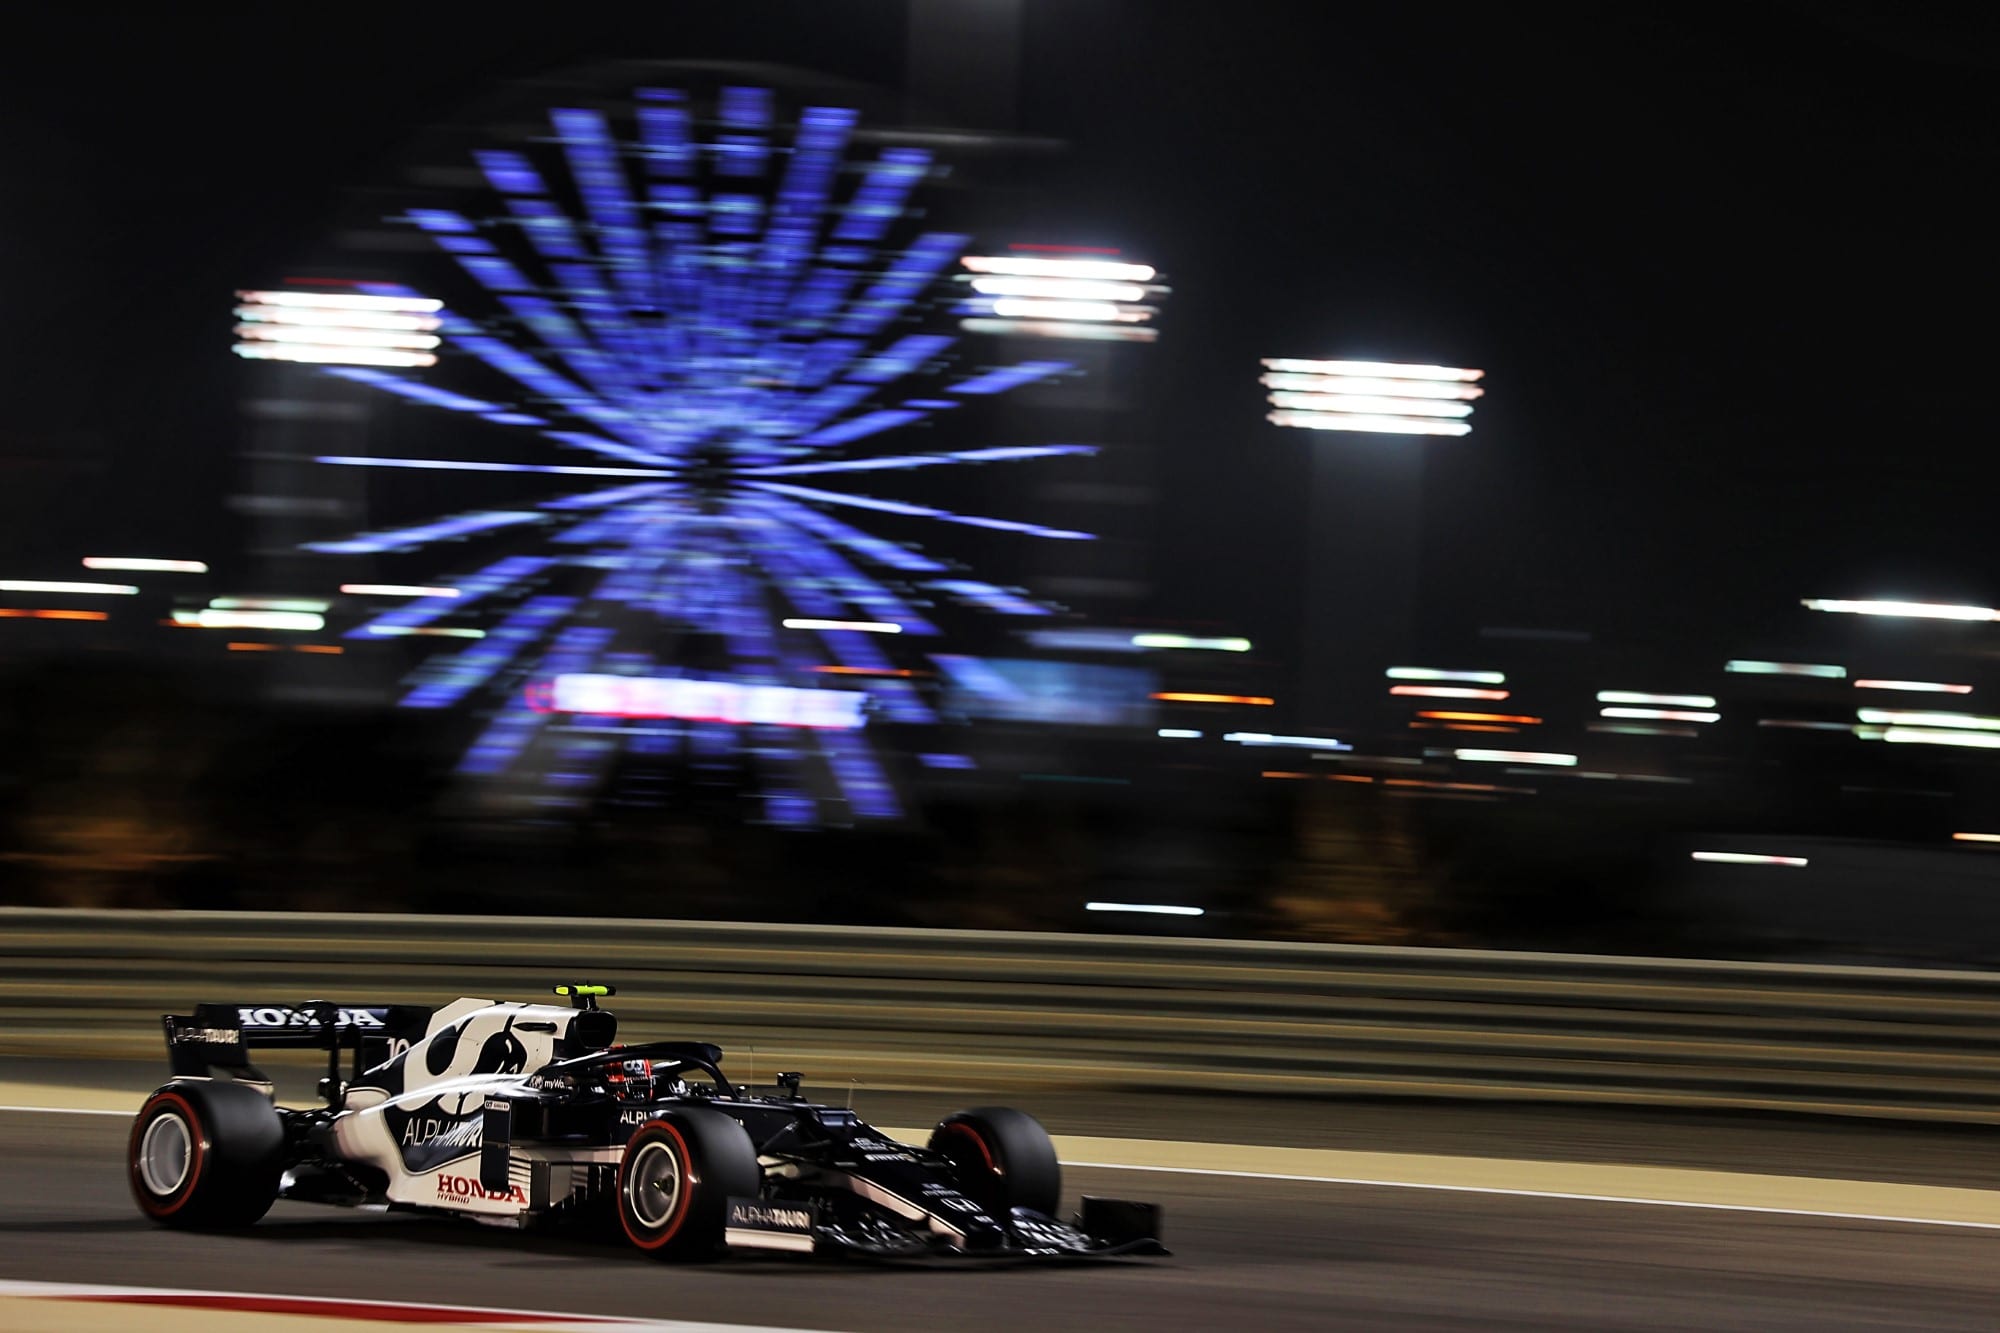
{"left": 0, "top": 1103, "right": 131, "bottom": 1116}
{"left": 1062, "top": 1159, "right": 2000, "bottom": 1232}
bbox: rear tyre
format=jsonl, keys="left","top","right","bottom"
{"left": 929, "top": 1106, "right": 1061, "bottom": 1217}
{"left": 129, "top": 1080, "right": 285, "bottom": 1229}
{"left": 615, "top": 1107, "right": 760, "bottom": 1259}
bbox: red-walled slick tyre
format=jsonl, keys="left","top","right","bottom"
{"left": 929, "top": 1106, "right": 1061, "bottom": 1217}
{"left": 615, "top": 1107, "right": 759, "bottom": 1259}
{"left": 129, "top": 1080, "right": 284, "bottom": 1229}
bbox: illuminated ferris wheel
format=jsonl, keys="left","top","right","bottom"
{"left": 232, "top": 73, "right": 1165, "bottom": 825}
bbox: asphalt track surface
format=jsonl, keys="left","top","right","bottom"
{"left": 7, "top": 1063, "right": 2000, "bottom": 1330}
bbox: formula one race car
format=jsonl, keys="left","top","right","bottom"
{"left": 128, "top": 986, "right": 1166, "bottom": 1261}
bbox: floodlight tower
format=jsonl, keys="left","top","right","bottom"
{"left": 1261, "top": 358, "right": 1487, "bottom": 738}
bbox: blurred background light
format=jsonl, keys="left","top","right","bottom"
{"left": 1131, "top": 633, "right": 1251, "bottom": 651}
{"left": 543, "top": 674, "right": 868, "bottom": 729}
{"left": 1601, "top": 706, "right": 1721, "bottom": 723}
{"left": 1454, "top": 749, "right": 1576, "bottom": 766}
{"left": 1802, "top": 599, "right": 2000, "bottom": 621}
{"left": 1881, "top": 728, "right": 2000, "bottom": 749}
{"left": 80, "top": 558, "right": 207, "bottom": 573}
{"left": 1692, "top": 851, "right": 1808, "bottom": 867}
{"left": 1223, "top": 731, "right": 1351, "bottom": 751}
{"left": 172, "top": 609, "right": 324, "bottom": 631}
{"left": 340, "top": 584, "right": 461, "bottom": 597}
{"left": 1598, "top": 690, "right": 1716, "bottom": 707}
{"left": 1852, "top": 679, "right": 1971, "bottom": 694}
{"left": 1856, "top": 709, "right": 2000, "bottom": 730}
{"left": 0, "top": 580, "right": 137, "bottom": 595}
{"left": 1085, "top": 902, "right": 1203, "bottom": 916}
{"left": 1390, "top": 685, "right": 1509, "bottom": 700}
{"left": 781, "top": 618, "right": 902, "bottom": 634}
{"left": 1388, "top": 667, "right": 1505, "bottom": 684}
{"left": 1726, "top": 660, "right": 1846, "bottom": 677}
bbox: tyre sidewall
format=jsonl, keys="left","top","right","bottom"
{"left": 129, "top": 1081, "right": 284, "bottom": 1229}
{"left": 929, "top": 1107, "right": 1062, "bottom": 1217}
{"left": 615, "top": 1107, "right": 760, "bottom": 1259}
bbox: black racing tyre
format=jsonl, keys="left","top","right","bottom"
{"left": 129, "top": 1080, "right": 285, "bottom": 1229}
{"left": 929, "top": 1106, "right": 1061, "bottom": 1217}
{"left": 615, "top": 1107, "right": 760, "bottom": 1259}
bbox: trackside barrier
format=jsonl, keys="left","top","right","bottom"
{"left": 3, "top": 909, "right": 2000, "bottom": 1123}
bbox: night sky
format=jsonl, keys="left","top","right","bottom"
{"left": 4, "top": 2, "right": 1997, "bottom": 678}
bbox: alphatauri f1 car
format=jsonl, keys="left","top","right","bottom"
{"left": 129, "top": 986, "right": 1166, "bottom": 1261}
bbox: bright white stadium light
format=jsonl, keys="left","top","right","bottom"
{"left": 234, "top": 304, "right": 441, "bottom": 332}
{"left": 1260, "top": 373, "right": 1485, "bottom": 400}
{"left": 1857, "top": 709, "right": 2000, "bottom": 730}
{"left": 1267, "top": 411, "right": 1472, "bottom": 437}
{"left": 1223, "top": 731, "right": 1352, "bottom": 751}
{"left": 1852, "top": 679, "right": 1971, "bottom": 694}
{"left": 1597, "top": 691, "right": 1717, "bottom": 708}
{"left": 969, "top": 277, "right": 1147, "bottom": 302}
{"left": 1132, "top": 633, "right": 1252, "bottom": 652}
{"left": 81, "top": 558, "right": 207, "bottom": 574}
{"left": 233, "top": 343, "right": 438, "bottom": 368}
{"left": 1802, "top": 599, "right": 2000, "bottom": 621}
{"left": 0, "top": 580, "right": 138, "bottom": 595}
{"left": 961, "top": 255, "right": 1156, "bottom": 282}
{"left": 1692, "top": 851, "right": 1808, "bottom": 867}
{"left": 1085, "top": 901, "right": 1204, "bottom": 916}
{"left": 1157, "top": 728, "right": 1203, "bottom": 739}
{"left": 341, "top": 584, "right": 461, "bottom": 598}
{"left": 1388, "top": 667, "right": 1505, "bottom": 684}
{"left": 1267, "top": 393, "right": 1474, "bottom": 418}
{"left": 233, "top": 288, "right": 444, "bottom": 368}
{"left": 1725, "top": 659, "right": 1846, "bottom": 678}
{"left": 782, "top": 618, "right": 902, "bottom": 634}
{"left": 238, "top": 290, "right": 442, "bottom": 313}
{"left": 1601, "top": 707, "right": 1721, "bottom": 723}
{"left": 234, "top": 323, "right": 440, "bottom": 351}
{"left": 172, "top": 609, "right": 323, "bottom": 631}
{"left": 1454, "top": 749, "right": 1576, "bottom": 766}
{"left": 1262, "top": 358, "right": 1484, "bottom": 382}
{"left": 546, "top": 674, "right": 867, "bottom": 729}
{"left": 1390, "top": 685, "right": 1509, "bottom": 700}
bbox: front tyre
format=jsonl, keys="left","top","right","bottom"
{"left": 129, "top": 1081, "right": 284, "bottom": 1229}
{"left": 929, "top": 1106, "right": 1061, "bottom": 1217}
{"left": 615, "top": 1107, "right": 759, "bottom": 1259}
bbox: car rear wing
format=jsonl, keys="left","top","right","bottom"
{"left": 163, "top": 1001, "right": 433, "bottom": 1093}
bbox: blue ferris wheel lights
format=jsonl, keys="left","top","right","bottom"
{"left": 321, "top": 367, "right": 503, "bottom": 414}
{"left": 261, "top": 88, "right": 1159, "bottom": 822}
{"left": 736, "top": 443, "right": 1094, "bottom": 479}
{"left": 928, "top": 583, "right": 1056, "bottom": 617}
{"left": 305, "top": 511, "right": 545, "bottom": 556}
{"left": 797, "top": 408, "right": 928, "bottom": 448}
{"left": 847, "top": 333, "right": 957, "bottom": 383}
{"left": 947, "top": 360, "right": 1071, "bottom": 395}
{"left": 315, "top": 456, "right": 671, "bottom": 479}
{"left": 834, "top": 149, "right": 931, "bottom": 244}
{"left": 474, "top": 150, "right": 549, "bottom": 198}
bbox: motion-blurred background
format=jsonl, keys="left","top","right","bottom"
{"left": 5, "top": 1, "right": 2000, "bottom": 966}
